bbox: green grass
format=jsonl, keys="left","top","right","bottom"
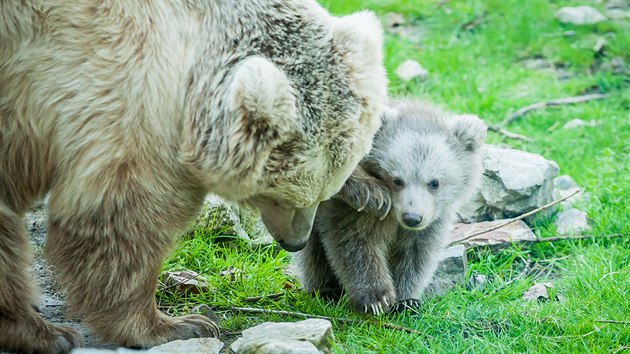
{"left": 159, "top": 1, "right": 629, "bottom": 352}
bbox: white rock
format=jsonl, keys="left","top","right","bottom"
{"left": 384, "top": 12, "right": 405, "bottom": 29}
{"left": 523, "top": 283, "right": 554, "bottom": 301}
{"left": 554, "top": 175, "right": 578, "bottom": 190}
{"left": 425, "top": 245, "right": 467, "bottom": 295}
{"left": 555, "top": 209, "right": 591, "bottom": 235}
{"left": 194, "top": 194, "right": 249, "bottom": 240}
{"left": 230, "top": 319, "right": 334, "bottom": 354}
{"left": 562, "top": 118, "right": 600, "bottom": 129}
{"left": 553, "top": 175, "right": 585, "bottom": 205}
{"left": 70, "top": 349, "right": 143, "bottom": 354}
{"left": 146, "top": 338, "right": 223, "bottom": 354}
{"left": 233, "top": 339, "right": 320, "bottom": 354}
{"left": 395, "top": 60, "right": 429, "bottom": 82}
{"left": 556, "top": 6, "right": 607, "bottom": 25}
{"left": 467, "top": 273, "right": 488, "bottom": 291}
{"left": 606, "top": 0, "right": 630, "bottom": 19}
{"left": 458, "top": 145, "right": 559, "bottom": 222}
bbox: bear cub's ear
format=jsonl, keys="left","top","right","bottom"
{"left": 228, "top": 57, "right": 298, "bottom": 139}
{"left": 450, "top": 114, "right": 487, "bottom": 151}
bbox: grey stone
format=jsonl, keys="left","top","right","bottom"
{"left": 146, "top": 338, "right": 223, "bottom": 354}
{"left": 467, "top": 273, "right": 488, "bottom": 291}
{"left": 70, "top": 349, "right": 143, "bottom": 354}
{"left": 395, "top": 60, "right": 428, "bottom": 82}
{"left": 458, "top": 145, "right": 560, "bottom": 222}
{"left": 523, "top": 58, "right": 554, "bottom": 71}
{"left": 599, "top": 56, "right": 628, "bottom": 74}
{"left": 554, "top": 175, "right": 578, "bottom": 190}
{"left": 606, "top": 0, "right": 630, "bottom": 20}
{"left": 607, "top": 0, "right": 630, "bottom": 11}
{"left": 562, "top": 118, "right": 600, "bottom": 130}
{"left": 193, "top": 195, "right": 250, "bottom": 240}
{"left": 239, "top": 207, "right": 275, "bottom": 247}
{"left": 555, "top": 209, "right": 591, "bottom": 235}
{"left": 522, "top": 282, "right": 554, "bottom": 301}
{"left": 233, "top": 340, "right": 320, "bottom": 354}
{"left": 425, "top": 245, "right": 467, "bottom": 296}
{"left": 556, "top": 6, "right": 607, "bottom": 25}
{"left": 449, "top": 220, "right": 536, "bottom": 248}
{"left": 384, "top": 12, "right": 405, "bottom": 29}
{"left": 192, "top": 196, "right": 276, "bottom": 246}
{"left": 553, "top": 175, "right": 585, "bottom": 206}
{"left": 230, "top": 319, "right": 334, "bottom": 354}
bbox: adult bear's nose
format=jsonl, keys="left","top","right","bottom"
{"left": 402, "top": 213, "right": 422, "bottom": 227}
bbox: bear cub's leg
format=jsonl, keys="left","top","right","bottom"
{"left": 317, "top": 205, "right": 396, "bottom": 315}
{"left": 388, "top": 229, "right": 446, "bottom": 312}
{"left": 0, "top": 201, "right": 83, "bottom": 354}
{"left": 296, "top": 229, "right": 343, "bottom": 299}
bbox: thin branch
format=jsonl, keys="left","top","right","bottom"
{"left": 243, "top": 292, "right": 285, "bottom": 303}
{"left": 596, "top": 319, "right": 630, "bottom": 325}
{"left": 488, "top": 124, "right": 533, "bottom": 142}
{"left": 503, "top": 93, "right": 608, "bottom": 125}
{"left": 522, "top": 233, "right": 625, "bottom": 244}
{"left": 449, "top": 189, "right": 580, "bottom": 247}
{"left": 228, "top": 306, "right": 426, "bottom": 336}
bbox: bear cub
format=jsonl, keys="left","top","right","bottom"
{"left": 295, "top": 100, "right": 487, "bottom": 314}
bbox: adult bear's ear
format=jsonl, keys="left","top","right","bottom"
{"left": 228, "top": 56, "right": 298, "bottom": 143}
{"left": 332, "top": 11, "right": 387, "bottom": 108}
{"left": 450, "top": 114, "right": 488, "bottom": 151}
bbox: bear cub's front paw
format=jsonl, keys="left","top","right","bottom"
{"left": 349, "top": 286, "right": 396, "bottom": 315}
{"left": 355, "top": 183, "right": 392, "bottom": 220}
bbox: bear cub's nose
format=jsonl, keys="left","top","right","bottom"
{"left": 402, "top": 213, "right": 422, "bottom": 227}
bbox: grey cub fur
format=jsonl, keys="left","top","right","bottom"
{"left": 295, "top": 100, "right": 487, "bottom": 314}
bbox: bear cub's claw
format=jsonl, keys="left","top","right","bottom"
{"left": 350, "top": 287, "right": 396, "bottom": 315}
{"left": 355, "top": 183, "right": 392, "bottom": 220}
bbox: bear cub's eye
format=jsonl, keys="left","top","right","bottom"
{"left": 392, "top": 177, "right": 404, "bottom": 187}
{"left": 428, "top": 179, "right": 440, "bottom": 190}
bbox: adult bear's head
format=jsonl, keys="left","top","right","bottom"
{"left": 185, "top": 5, "right": 386, "bottom": 251}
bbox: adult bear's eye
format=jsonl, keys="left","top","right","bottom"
{"left": 428, "top": 179, "right": 440, "bottom": 190}
{"left": 392, "top": 177, "right": 404, "bottom": 187}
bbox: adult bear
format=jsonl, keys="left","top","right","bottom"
{"left": 0, "top": 1, "right": 386, "bottom": 353}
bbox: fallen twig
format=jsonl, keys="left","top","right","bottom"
{"left": 460, "top": 14, "right": 484, "bottom": 31}
{"left": 449, "top": 189, "right": 580, "bottom": 247}
{"left": 228, "top": 306, "right": 426, "bottom": 335}
{"left": 488, "top": 124, "right": 533, "bottom": 142}
{"left": 524, "top": 233, "right": 625, "bottom": 244}
{"left": 596, "top": 319, "right": 630, "bottom": 325}
{"left": 243, "top": 292, "right": 285, "bottom": 303}
{"left": 503, "top": 93, "right": 608, "bottom": 125}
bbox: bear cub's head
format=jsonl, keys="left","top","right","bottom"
{"left": 364, "top": 101, "right": 487, "bottom": 230}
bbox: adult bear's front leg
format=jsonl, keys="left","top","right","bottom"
{"left": 44, "top": 168, "right": 218, "bottom": 348}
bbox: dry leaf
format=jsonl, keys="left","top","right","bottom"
{"left": 161, "top": 270, "right": 209, "bottom": 295}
